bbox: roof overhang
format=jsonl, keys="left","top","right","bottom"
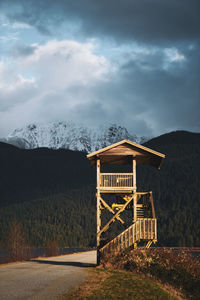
{"left": 87, "top": 139, "right": 165, "bottom": 169}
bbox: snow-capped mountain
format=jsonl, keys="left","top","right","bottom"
{"left": 2, "top": 122, "right": 150, "bottom": 152}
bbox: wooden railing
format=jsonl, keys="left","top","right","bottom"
{"left": 136, "top": 191, "right": 155, "bottom": 219}
{"left": 100, "top": 218, "right": 157, "bottom": 254}
{"left": 100, "top": 173, "right": 133, "bottom": 188}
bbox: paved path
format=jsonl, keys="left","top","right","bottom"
{"left": 0, "top": 250, "right": 96, "bottom": 300}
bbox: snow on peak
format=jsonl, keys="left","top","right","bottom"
{"left": 6, "top": 122, "right": 149, "bottom": 152}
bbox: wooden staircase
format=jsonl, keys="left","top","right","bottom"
{"left": 100, "top": 218, "right": 157, "bottom": 255}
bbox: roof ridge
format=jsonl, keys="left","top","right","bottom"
{"left": 87, "top": 139, "right": 165, "bottom": 158}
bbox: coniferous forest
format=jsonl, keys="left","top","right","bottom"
{"left": 0, "top": 130, "right": 199, "bottom": 249}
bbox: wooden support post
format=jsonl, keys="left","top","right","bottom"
{"left": 133, "top": 194, "right": 137, "bottom": 223}
{"left": 96, "top": 159, "right": 101, "bottom": 265}
{"left": 155, "top": 219, "right": 157, "bottom": 240}
{"left": 133, "top": 158, "right": 136, "bottom": 192}
{"left": 132, "top": 158, "right": 137, "bottom": 223}
{"left": 149, "top": 191, "right": 156, "bottom": 218}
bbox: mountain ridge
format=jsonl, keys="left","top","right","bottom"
{"left": 1, "top": 122, "right": 150, "bottom": 152}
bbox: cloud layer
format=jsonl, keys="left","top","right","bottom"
{"left": 0, "top": 40, "right": 110, "bottom": 134}
{"left": 0, "top": 1, "right": 199, "bottom": 137}
{"left": 2, "top": 0, "right": 200, "bottom": 43}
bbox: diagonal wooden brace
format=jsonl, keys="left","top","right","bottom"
{"left": 98, "top": 194, "right": 134, "bottom": 236}
{"left": 100, "top": 197, "right": 125, "bottom": 225}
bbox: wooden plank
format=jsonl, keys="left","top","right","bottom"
{"left": 98, "top": 156, "right": 131, "bottom": 165}
{"left": 100, "top": 145, "right": 141, "bottom": 156}
{"left": 97, "top": 159, "right": 100, "bottom": 190}
{"left": 155, "top": 219, "right": 157, "bottom": 240}
{"left": 136, "top": 192, "right": 150, "bottom": 195}
{"left": 100, "top": 197, "right": 125, "bottom": 224}
{"left": 133, "top": 193, "right": 137, "bottom": 222}
{"left": 133, "top": 224, "right": 135, "bottom": 243}
{"left": 149, "top": 191, "right": 156, "bottom": 218}
{"left": 98, "top": 195, "right": 134, "bottom": 236}
{"left": 96, "top": 159, "right": 101, "bottom": 249}
{"left": 129, "top": 228, "right": 131, "bottom": 247}
{"left": 100, "top": 187, "right": 134, "bottom": 190}
{"left": 133, "top": 159, "right": 136, "bottom": 192}
{"left": 100, "top": 173, "right": 133, "bottom": 177}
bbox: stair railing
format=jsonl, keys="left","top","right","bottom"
{"left": 100, "top": 218, "right": 157, "bottom": 255}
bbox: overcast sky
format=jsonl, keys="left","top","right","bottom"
{"left": 0, "top": 0, "right": 199, "bottom": 137}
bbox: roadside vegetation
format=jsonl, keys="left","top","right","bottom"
{"left": 101, "top": 248, "right": 200, "bottom": 300}
{"left": 63, "top": 247, "right": 200, "bottom": 300}
{"left": 63, "top": 268, "right": 179, "bottom": 300}
{"left": 1, "top": 219, "right": 61, "bottom": 263}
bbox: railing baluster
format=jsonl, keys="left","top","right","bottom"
{"left": 150, "top": 220, "right": 152, "bottom": 239}
{"left": 99, "top": 173, "right": 134, "bottom": 188}
{"left": 100, "top": 218, "right": 157, "bottom": 254}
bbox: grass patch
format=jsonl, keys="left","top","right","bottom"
{"left": 62, "top": 268, "right": 178, "bottom": 300}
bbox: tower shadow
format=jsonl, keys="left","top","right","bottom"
{"left": 31, "top": 259, "right": 96, "bottom": 268}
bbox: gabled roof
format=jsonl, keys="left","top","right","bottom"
{"left": 87, "top": 139, "right": 165, "bottom": 169}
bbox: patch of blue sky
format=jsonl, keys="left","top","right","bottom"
{"left": 0, "top": 16, "right": 47, "bottom": 45}
{"left": 20, "top": 71, "right": 36, "bottom": 82}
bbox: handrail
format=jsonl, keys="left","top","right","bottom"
{"left": 100, "top": 173, "right": 133, "bottom": 175}
{"left": 100, "top": 173, "right": 133, "bottom": 188}
{"left": 100, "top": 218, "right": 157, "bottom": 254}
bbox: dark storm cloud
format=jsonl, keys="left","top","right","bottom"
{"left": 60, "top": 43, "right": 200, "bottom": 136}
{"left": 92, "top": 44, "right": 200, "bottom": 135}
{"left": 1, "top": 0, "right": 200, "bottom": 44}
{"left": 0, "top": 0, "right": 199, "bottom": 136}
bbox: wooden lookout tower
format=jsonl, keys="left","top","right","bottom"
{"left": 87, "top": 140, "right": 165, "bottom": 264}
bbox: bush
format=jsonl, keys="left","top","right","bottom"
{"left": 5, "top": 220, "right": 31, "bottom": 262}
{"left": 101, "top": 247, "right": 200, "bottom": 300}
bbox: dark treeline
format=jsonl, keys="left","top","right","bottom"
{"left": 0, "top": 130, "right": 199, "bottom": 248}
{"left": 0, "top": 187, "right": 96, "bottom": 248}
{"left": 142, "top": 131, "right": 200, "bottom": 246}
{"left": 0, "top": 143, "right": 95, "bottom": 207}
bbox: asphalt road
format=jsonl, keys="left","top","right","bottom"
{"left": 0, "top": 250, "right": 96, "bottom": 300}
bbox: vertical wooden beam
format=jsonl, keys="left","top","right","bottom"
{"left": 133, "top": 158, "right": 137, "bottom": 223}
{"left": 149, "top": 191, "right": 156, "bottom": 218}
{"left": 96, "top": 158, "right": 101, "bottom": 265}
{"left": 155, "top": 219, "right": 157, "bottom": 241}
{"left": 97, "top": 158, "right": 100, "bottom": 191}
{"left": 96, "top": 160, "right": 101, "bottom": 234}
{"left": 132, "top": 158, "right": 136, "bottom": 192}
{"left": 133, "top": 158, "right": 137, "bottom": 221}
{"left": 133, "top": 194, "right": 137, "bottom": 222}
